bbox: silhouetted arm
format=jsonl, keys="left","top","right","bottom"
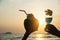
{"left": 22, "top": 32, "right": 31, "bottom": 40}
{"left": 45, "top": 24, "right": 60, "bottom": 37}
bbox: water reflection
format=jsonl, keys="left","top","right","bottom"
{"left": 28, "top": 33, "right": 60, "bottom": 40}
{"left": 36, "top": 38, "right": 42, "bottom": 40}
{"left": 0, "top": 33, "right": 60, "bottom": 40}
{"left": 35, "top": 34, "right": 43, "bottom": 40}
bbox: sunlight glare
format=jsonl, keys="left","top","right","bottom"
{"left": 39, "top": 17, "right": 45, "bottom": 25}
{"left": 38, "top": 17, "right": 46, "bottom": 33}
{"left": 36, "top": 38, "right": 42, "bottom": 40}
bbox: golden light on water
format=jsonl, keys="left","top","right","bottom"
{"left": 36, "top": 34, "right": 43, "bottom": 40}
{"left": 36, "top": 38, "right": 42, "bottom": 40}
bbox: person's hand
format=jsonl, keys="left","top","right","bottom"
{"left": 45, "top": 24, "right": 60, "bottom": 37}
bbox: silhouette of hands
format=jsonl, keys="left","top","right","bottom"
{"left": 45, "top": 24, "right": 60, "bottom": 37}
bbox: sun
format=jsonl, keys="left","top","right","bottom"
{"left": 37, "top": 17, "right": 46, "bottom": 33}
{"left": 38, "top": 17, "right": 45, "bottom": 25}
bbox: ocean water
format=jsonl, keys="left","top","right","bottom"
{"left": 0, "top": 33, "right": 60, "bottom": 40}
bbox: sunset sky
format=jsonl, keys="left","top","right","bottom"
{"left": 0, "top": 0, "right": 60, "bottom": 34}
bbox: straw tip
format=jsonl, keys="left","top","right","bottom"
{"left": 19, "top": 10, "right": 22, "bottom": 11}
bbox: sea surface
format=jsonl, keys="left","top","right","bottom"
{"left": 0, "top": 33, "right": 60, "bottom": 40}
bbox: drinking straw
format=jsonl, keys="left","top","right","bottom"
{"left": 19, "top": 10, "right": 27, "bottom": 15}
